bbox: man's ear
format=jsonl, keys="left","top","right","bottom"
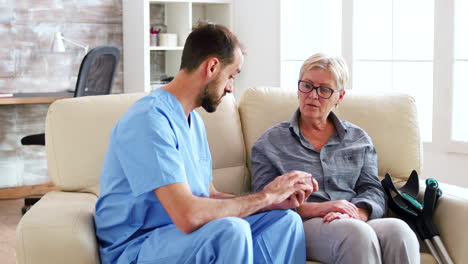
{"left": 203, "top": 57, "right": 221, "bottom": 79}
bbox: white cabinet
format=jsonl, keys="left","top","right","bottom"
{"left": 123, "top": 0, "right": 232, "bottom": 93}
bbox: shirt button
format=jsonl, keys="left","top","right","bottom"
{"left": 322, "top": 158, "right": 327, "bottom": 162}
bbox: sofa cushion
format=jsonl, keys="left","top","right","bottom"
{"left": 16, "top": 192, "right": 99, "bottom": 264}
{"left": 238, "top": 86, "right": 422, "bottom": 180}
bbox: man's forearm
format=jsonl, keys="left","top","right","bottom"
{"left": 210, "top": 191, "right": 237, "bottom": 199}
{"left": 185, "top": 191, "right": 273, "bottom": 232}
{"left": 159, "top": 172, "right": 312, "bottom": 234}
{"left": 207, "top": 191, "right": 273, "bottom": 218}
{"left": 188, "top": 189, "right": 303, "bottom": 232}
{"left": 155, "top": 183, "right": 276, "bottom": 234}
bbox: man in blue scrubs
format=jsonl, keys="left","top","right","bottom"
{"left": 94, "top": 23, "right": 317, "bottom": 264}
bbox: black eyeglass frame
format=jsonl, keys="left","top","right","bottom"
{"left": 297, "top": 80, "right": 343, "bottom": 99}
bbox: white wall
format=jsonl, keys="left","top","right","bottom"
{"left": 232, "top": 0, "right": 281, "bottom": 98}
{"left": 424, "top": 151, "right": 468, "bottom": 188}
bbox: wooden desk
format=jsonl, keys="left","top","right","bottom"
{"left": 0, "top": 184, "right": 59, "bottom": 200}
{"left": 0, "top": 92, "right": 74, "bottom": 105}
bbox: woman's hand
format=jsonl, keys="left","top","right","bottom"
{"left": 357, "top": 207, "right": 370, "bottom": 222}
{"left": 318, "top": 202, "right": 370, "bottom": 222}
{"left": 321, "top": 208, "right": 370, "bottom": 222}
{"left": 321, "top": 212, "right": 351, "bottom": 222}
{"left": 317, "top": 200, "right": 360, "bottom": 219}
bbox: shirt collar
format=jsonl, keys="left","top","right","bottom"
{"left": 289, "top": 108, "right": 348, "bottom": 140}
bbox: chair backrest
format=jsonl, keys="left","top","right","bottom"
{"left": 19, "top": 46, "right": 120, "bottom": 147}
{"left": 74, "top": 46, "right": 120, "bottom": 97}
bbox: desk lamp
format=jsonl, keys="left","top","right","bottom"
{"left": 52, "top": 32, "right": 89, "bottom": 53}
{"left": 52, "top": 32, "right": 89, "bottom": 92}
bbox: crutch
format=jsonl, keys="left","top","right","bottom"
{"left": 381, "top": 171, "right": 454, "bottom": 264}
{"left": 416, "top": 178, "right": 454, "bottom": 264}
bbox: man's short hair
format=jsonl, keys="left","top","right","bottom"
{"left": 180, "top": 22, "right": 244, "bottom": 72}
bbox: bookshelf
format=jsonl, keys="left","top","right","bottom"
{"left": 123, "top": 0, "right": 232, "bottom": 93}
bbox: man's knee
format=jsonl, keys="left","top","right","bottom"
{"left": 251, "top": 210, "right": 306, "bottom": 263}
{"left": 210, "top": 217, "right": 252, "bottom": 241}
{"left": 266, "top": 209, "right": 303, "bottom": 228}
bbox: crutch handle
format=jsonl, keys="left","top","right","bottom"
{"left": 427, "top": 178, "right": 438, "bottom": 189}
{"left": 421, "top": 178, "right": 440, "bottom": 238}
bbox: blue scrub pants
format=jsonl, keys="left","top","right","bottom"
{"left": 136, "top": 210, "right": 306, "bottom": 264}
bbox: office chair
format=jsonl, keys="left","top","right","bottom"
{"left": 19, "top": 45, "right": 121, "bottom": 213}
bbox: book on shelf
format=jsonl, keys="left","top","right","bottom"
{"left": 0, "top": 93, "right": 14, "bottom": 97}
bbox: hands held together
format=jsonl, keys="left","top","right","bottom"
{"left": 263, "top": 170, "right": 319, "bottom": 210}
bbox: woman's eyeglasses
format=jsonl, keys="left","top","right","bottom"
{"left": 298, "top": 80, "right": 343, "bottom": 99}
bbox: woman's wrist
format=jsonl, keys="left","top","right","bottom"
{"left": 297, "top": 202, "right": 323, "bottom": 218}
{"left": 357, "top": 207, "right": 370, "bottom": 221}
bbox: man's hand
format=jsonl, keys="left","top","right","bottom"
{"left": 284, "top": 176, "right": 318, "bottom": 208}
{"left": 263, "top": 171, "right": 315, "bottom": 210}
{"left": 299, "top": 177, "right": 318, "bottom": 201}
{"left": 272, "top": 195, "right": 301, "bottom": 210}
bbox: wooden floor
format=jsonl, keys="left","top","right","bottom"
{"left": 0, "top": 199, "right": 24, "bottom": 264}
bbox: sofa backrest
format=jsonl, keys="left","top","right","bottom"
{"left": 46, "top": 93, "right": 145, "bottom": 194}
{"left": 45, "top": 93, "right": 248, "bottom": 195}
{"left": 196, "top": 95, "right": 249, "bottom": 194}
{"left": 239, "top": 87, "right": 422, "bottom": 180}
{"left": 46, "top": 86, "right": 421, "bottom": 195}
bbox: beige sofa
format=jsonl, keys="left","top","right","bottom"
{"left": 16, "top": 87, "right": 468, "bottom": 264}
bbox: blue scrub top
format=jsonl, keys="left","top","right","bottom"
{"left": 94, "top": 89, "right": 212, "bottom": 263}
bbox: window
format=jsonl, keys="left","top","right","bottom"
{"left": 280, "top": 0, "right": 342, "bottom": 90}
{"left": 453, "top": 0, "right": 468, "bottom": 142}
{"left": 352, "top": 0, "right": 434, "bottom": 142}
{"left": 281, "top": 0, "right": 435, "bottom": 142}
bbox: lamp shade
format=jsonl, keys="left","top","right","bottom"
{"left": 52, "top": 32, "right": 66, "bottom": 52}
{"left": 51, "top": 32, "right": 89, "bottom": 53}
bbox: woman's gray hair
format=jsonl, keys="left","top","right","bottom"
{"left": 299, "top": 53, "right": 349, "bottom": 90}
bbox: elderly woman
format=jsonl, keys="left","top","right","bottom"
{"left": 251, "top": 53, "right": 420, "bottom": 264}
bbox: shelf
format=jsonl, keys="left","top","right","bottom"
{"left": 149, "top": 46, "right": 184, "bottom": 51}
{"left": 123, "top": 0, "right": 232, "bottom": 93}
{"left": 192, "top": 0, "right": 231, "bottom": 3}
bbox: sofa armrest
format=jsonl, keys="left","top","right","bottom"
{"left": 432, "top": 193, "right": 468, "bottom": 263}
{"left": 16, "top": 191, "right": 99, "bottom": 264}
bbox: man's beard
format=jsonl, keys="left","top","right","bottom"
{"left": 199, "top": 80, "right": 223, "bottom": 113}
